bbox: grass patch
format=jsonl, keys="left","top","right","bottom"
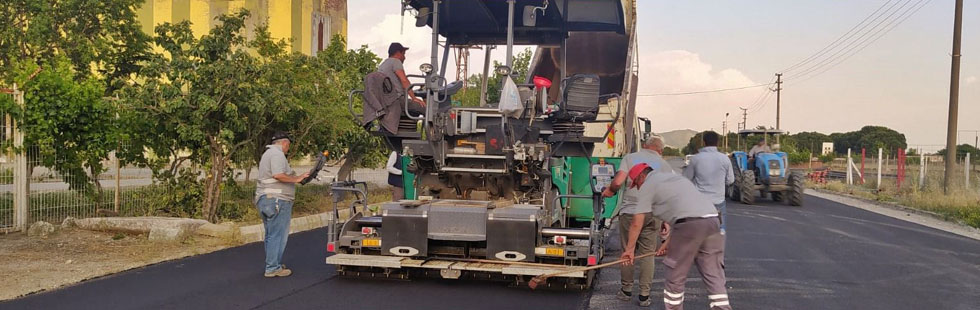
{"left": 810, "top": 180, "right": 980, "bottom": 229}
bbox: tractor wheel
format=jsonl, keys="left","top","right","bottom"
{"left": 788, "top": 171, "right": 805, "bottom": 207}
{"left": 739, "top": 170, "right": 756, "bottom": 205}
{"left": 771, "top": 191, "right": 783, "bottom": 202}
{"left": 728, "top": 184, "right": 742, "bottom": 202}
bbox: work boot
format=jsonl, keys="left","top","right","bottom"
{"left": 638, "top": 294, "right": 651, "bottom": 307}
{"left": 264, "top": 268, "right": 292, "bottom": 278}
{"left": 617, "top": 289, "right": 632, "bottom": 301}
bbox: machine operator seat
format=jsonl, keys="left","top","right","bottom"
{"left": 552, "top": 74, "right": 601, "bottom": 122}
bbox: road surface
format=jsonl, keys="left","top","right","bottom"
{"left": 3, "top": 195, "right": 979, "bottom": 309}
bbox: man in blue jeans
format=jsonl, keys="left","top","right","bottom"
{"left": 255, "top": 132, "right": 309, "bottom": 278}
{"left": 683, "top": 131, "right": 734, "bottom": 235}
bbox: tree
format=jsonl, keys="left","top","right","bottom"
{"left": 937, "top": 144, "right": 980, "bottom": 163}
{"left": 662, "top": 146, "right": 681, "bottom": 157}
{"left": 0, "top": 57, "right": 116, "bottom": 193}
{"left": 790, "top": 131, "right": 831, "bottom": 154}
{"left": 831, "top": 126, "right": 906, "bottom": 156}
{"left": 682, "top": 132, "right": 705, "bottom": 155}
{"left": 0, "top": 0, "right": 152, "bottom": 93}
{"left": 1, "top": 0, "right": 151, "bottom": 195}
{"left": 121, "top": 11, "right": 388, "bottom": 221}
{"left": 458, "top": 48, "right": 533, "bottom": 107}
{"left": 121, "top": 11, "right": 270, "bottom": 222}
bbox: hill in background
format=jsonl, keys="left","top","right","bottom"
{"left": 658, "top": 129, "right": 698, "bottom": 149}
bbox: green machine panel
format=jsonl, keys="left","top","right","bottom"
{"left": 402, "top": 155, "right": 416, "bottom": 200}
{"left": 551, "top": 157, "right": 622, "bottom": 222}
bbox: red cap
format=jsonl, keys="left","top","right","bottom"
{"left": 628, "top": 163, "right": 651, "bottom": 188}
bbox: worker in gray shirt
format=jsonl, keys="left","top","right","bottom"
{"left": 601, "top": 135, "right": 672, "bottom": 307}
{"left": 255, "top": 132, "right": 309, "bottom": 278}
{"left": 683, "top": 131, "right": 735, "bottom": 234}
{"left": 379, "top": 42, "right": 425, "bottom": 117}
{"left": 626, "top": 163, "right": 731, "bottom": 310}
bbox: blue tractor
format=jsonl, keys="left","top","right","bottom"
{"left": 727, "top": 130, "right": 804, "bottom": 206}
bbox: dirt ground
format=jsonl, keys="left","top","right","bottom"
{"left": 0, "top": 228, "right": 235, "bottom": 300}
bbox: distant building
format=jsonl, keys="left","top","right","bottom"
{"left": 821, "top": 142, "right": 834, "bottom": 155}
{"left": 136, "top": 0, "right": 347, "bottom": 56}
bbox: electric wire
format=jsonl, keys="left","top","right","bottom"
{"left": 636, "top": 82, "right": 772, "bottom": 97}
{"left": 788, "top": 0, "right": 933, "bottom": 86}
{"left": 787, "top": 0, "right": 915, "bottom": 80}
{"left": 779, "top": 0, "right": 900, "bottom": 74}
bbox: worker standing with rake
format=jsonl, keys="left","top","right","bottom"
{"left": 625, "top": 163, "right": 732, "bottom": 310}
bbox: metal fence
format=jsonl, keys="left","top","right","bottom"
{"left": 819, "top": 148, "right": 979, "bottom": 191}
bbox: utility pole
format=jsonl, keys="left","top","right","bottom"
{"left": 943, "top": 0, "right": 963, "bottom": 194}
{"left": 739, "top": 107, "right": 748, "bottom": 150}
{"left": 739, "top": 107, "right": 748, "bottom": 131}
{"left": 723, "top": 112, "right": 730, "bottom": 150}
{"left": 774, "top": 73, "right": 783, "bottom": 145}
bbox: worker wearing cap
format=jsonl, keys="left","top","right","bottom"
{"left": 379, "top": 42, "right": 425, "bottom": 116}
{"left": 624, "top": 163, "right": 732, "bottom": 310}
{"left": 601, "top": 135, "right": 673, "bottom": 307}
{"left": 255, "top": 132, "right": 310, "bottom": 278}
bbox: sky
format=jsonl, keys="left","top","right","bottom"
{"left": 348, "top": 1, "right": 978, "bottom": 153}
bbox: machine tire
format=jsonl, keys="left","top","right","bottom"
{"left": 738, "top": 170, "right": 756, "bottom": 205}
{"left": 788, "top": 171, "right": 805, "bottom": 207}
{"left": 771, "top": 191, "right": 783, "bottom": 202}
{"left": 729, "top": 184, "right": 741, "bottom": 202}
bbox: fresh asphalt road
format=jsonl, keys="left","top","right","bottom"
{"left": 4, "top": 194, "right": 980, "bottom": 310}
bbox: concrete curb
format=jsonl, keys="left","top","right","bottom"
{"left": 808, "top": 189, "right": 980, "bottom": 241}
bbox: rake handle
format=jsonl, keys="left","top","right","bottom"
{"left": 535, "top": 251, "right": 658, "bottom": 280}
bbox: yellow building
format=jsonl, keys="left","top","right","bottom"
{"left": 137, "top": 0, "right": 347, "bottom": 56}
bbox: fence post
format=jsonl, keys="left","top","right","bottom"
{"left": 897, "top": 148, "right": 904, "bottom": 189}
{"left": 114, "top": 150, "right": 121, "bottom": 213}
{"left": 877, "top": 148, "right": 883, "bottom": 189}
{"left": 847, "top": 148, "right": 853, "bottom": 185}
{"left": 966, "top": 152, "right": 971, "bottom": 188}
{"left": 860, "top": 148, "right": 866, "bottom": 184}
{"left": 12, "top": 84, "right": 28, "bottom": 231}
{"left": 919, "top": 153, "right": 926, "bottom": 189}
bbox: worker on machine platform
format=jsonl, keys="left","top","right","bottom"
{"left": 362, "top": 42, "right": 426, "bottom": 135}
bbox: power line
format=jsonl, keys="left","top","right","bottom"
{"left": 636, "top": 83, "right": 772, "bottom": 97}
{"left": 780, "top": 0, "right": 900, "bottom": 74}
{"left": 787, "top": 0, "right": 915, "bottom": 80}
{"left": 788, "top": 0, "right": 933, "bottom": 86}
{"left": 745, "top": 76, "right": 776, "bottom": 111}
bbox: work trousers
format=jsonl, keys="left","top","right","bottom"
{"left": 257, "top": 195, "right": 293, "bottom": 274}
{"left": 663, "top": 217, "right": 731, "bottom": 310}
{"left": 618, "top": 213, "right": 659, "bottom": 296}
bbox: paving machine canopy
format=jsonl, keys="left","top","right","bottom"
{"left": 407, "top": 0, "right": 626, "bottom": 46}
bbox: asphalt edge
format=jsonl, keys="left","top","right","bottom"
{"left": 807, "top": 189, "right": 980, "bottom": 241}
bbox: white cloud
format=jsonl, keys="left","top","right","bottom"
{"left": 636, "top": 50, "right": 762, "bottom": 133}
{"left": 348, "top": 13, "right": 433, "bottom": 71}
{"left": 346, "top": 4, "right": 518, "bottom": 82}
{"left": 967, "top": 76, "right": 977, "bottom": 85}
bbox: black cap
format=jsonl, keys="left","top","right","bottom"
{"left": 388, "top": 42, "right": 409, "bottom": 56}
{"left": 270, "top": 131, "right": 292, "bottom": 143}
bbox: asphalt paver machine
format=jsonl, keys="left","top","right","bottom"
{"left": 327, "top": 0, "right": 642, "bottom": 289}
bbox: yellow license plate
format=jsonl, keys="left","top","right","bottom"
{"left": 362, "top": 238, "right": 381, "bottom": 247}
{"left": 546, "top": 248, "right": 564, "bottom": 256}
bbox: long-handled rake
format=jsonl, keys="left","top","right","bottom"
{"left": 528, "top": 251, "right": 658, "bottom": 290}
